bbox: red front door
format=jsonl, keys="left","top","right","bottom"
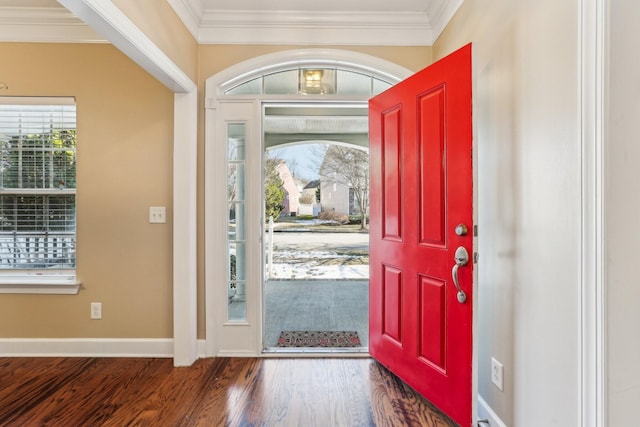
{"left": 369, "top": 44, "right": 474, "bottom": 426}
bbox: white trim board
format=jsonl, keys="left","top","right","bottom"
{"left": 478, "top": 395, "right": 508, "bottom": 427}
{"left": 579, "top": 0, "right": 606, "bottom": 425}
{"left": 57, "top": 0, "right": 195, "bottom": 93}
{"left": 172, "top": 90, "right": 199, "bottom": 367}
{"left": 0, "top": 338, "right": 208, "bottom": 359}
{"left": 56, "top": 0, "right": 200, "bottom": 367}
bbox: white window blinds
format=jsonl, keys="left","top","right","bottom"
{"left": 0, "top": 97, "right": 76, "bottom": 270}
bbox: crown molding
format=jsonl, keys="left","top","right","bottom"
{"left": 166, "top": 0, "right": 202, "bottom": 42}
{"left": 196, "top": 10, "right": 433, "bottom": 46}
{"left": 427, "top": 0, "right": 463, "bottom": 42}
{"left": 1, "top": 0, "right": 462, "bottom": 46}
{"left": 166, "top": 0, "right": 465, "bottom": 46}
{"left": 0, "top": 6, "right": 105, "bottom": 43}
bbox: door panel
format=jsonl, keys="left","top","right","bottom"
{"left": 419, "top": 275, "right": 446, "bottom": 369}
{"left": 382, "top": 265, "right": 403, "bottom": 344}
{"left": 369, "top": 44, "right": 474, "bottom": 426}
{"left": 382, "top": 106, "right": 403, "bottom": 240}
{"left": 418, "top": 86, "right": 446, "bottom": 246}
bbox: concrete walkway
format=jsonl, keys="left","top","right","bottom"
{"left": 264, "top": 279, "right": 369, "bottom": 350}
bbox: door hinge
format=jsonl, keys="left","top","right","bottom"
{"left": 474, "top": 225, "right": 478, "bottom": 236}
{"left": 474, "top": 252, "right": 479, "bottom": 264}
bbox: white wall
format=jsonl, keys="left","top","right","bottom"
{"left": 435, "top": 1, "right": 582, "bottom": 425}
{"left": 606, "top": 2, "right": 640, "bottom": 425}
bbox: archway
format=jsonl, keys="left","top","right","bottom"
{"left": 204, "top": 49, "right": 411, "bottom": 356}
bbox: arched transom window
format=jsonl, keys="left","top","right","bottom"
{"left": 224, "top": 67, "right": 394, "bottom": 96}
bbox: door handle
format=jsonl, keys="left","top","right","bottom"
{"left": 451, "top": 246, "right": 468, "bottom": 303}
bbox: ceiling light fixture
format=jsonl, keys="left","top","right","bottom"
{"left": 299, "top": 69, "right": 335, "bottom": 95}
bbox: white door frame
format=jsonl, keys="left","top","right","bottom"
{"left": 580, "top": 0, "right": 607, "bottom": 425}
{"left": 203, "top": 49, "right": 412, "bottom": 357}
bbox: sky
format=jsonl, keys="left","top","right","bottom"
{"left": 268, "top": 143, "right": 328, "bottom": 181}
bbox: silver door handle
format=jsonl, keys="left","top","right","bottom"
{"left": 452, "top": 246, "right": 468, "bottom": 303}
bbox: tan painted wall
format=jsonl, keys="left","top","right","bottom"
{"left": 435, "top": 1, "right": 580, "bottom": 425}
{"left": 195, "top": 44, "right": 433, "bottom": 335}
{"left": 112, "top": 0, "right": 198, "bottom": 82}
{"left": 0, "top": 40, "right": 430, "bottom": 343}
{"left": 0, "top": 43, "right": 174, "bottom": 338}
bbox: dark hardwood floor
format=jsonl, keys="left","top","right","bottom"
{"left": 0, "top": 357, "right": 457, "bottom": 427}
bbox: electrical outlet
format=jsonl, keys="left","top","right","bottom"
{"left": 149, "top": 206, "right": 166, "bottom": 224}
{"left": 491, "top": 357, "right": 504, "bottom": 391}
{"left": 91, "top": 302, "right": 102, "bottom": 320}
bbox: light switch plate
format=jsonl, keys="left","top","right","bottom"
{"left": 491, "top": 357, "right": 504, "bottom": 391}
{"left": 90, "top": 302, "right": 102, "bottom": 320}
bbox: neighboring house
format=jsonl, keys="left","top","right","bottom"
{"left": 1, "top": 1, "right": 638, "bottom": 425}
{"left": 319, "top": 147, "right": 350, "bottom": 216}
{"left": 299, "top": 179, "right": 321, "bottom": 216}
{"left": 319, "top": 177, "right": 350, "bottom": 215}
{"left": 275, "top": 161, "right": 299, "bottom": 217}
{"left": 319, "top": 146, "right": 366, "bottom": 216}
{"left": 319, "top": 180, "right": 361, "bottom": 216}
{"left": 301, "top": 179, "right": 320, "bottom": 202}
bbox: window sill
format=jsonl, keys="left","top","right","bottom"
{"left": 0, "top": 274, "right": 80, "bottom": 294}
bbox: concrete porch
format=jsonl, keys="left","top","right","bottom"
{"left": 263, "top": 279, "right": 369, "bottom": 351}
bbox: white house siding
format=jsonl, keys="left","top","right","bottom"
{"left": 320, "top": 180, "right": 350, "bottom": 215}
{"left": 276, "top": 162, "right": 299, "bottom": 216}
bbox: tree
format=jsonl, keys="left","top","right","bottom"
{"left": 264, "top": 155, "right": 285, "bottom": 220}
{"left": 0, "top": 129, "right": 77, "bottom": 267}
{"left": 299, "top": 192, "right": 315, "bottom": 204}
{"left": 318, "top": 145, "right": 369, "bottom": 230}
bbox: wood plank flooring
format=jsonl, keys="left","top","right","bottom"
{"left": 0, "top": 357, "right": 458, "bottom": 427}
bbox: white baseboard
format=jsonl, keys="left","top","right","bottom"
{"left": 216, "top": 349, "right": 259, "bottom": 357}
{"left": 0, "top": 338, "right": 208, "bottom": 359}
{"left": 197, "top": 339, "right": 207, "bottom": 358}
{"left": 478, "top": 395, "right": 508, "bottom": 427}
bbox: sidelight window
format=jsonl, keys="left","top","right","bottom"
{"left": 227, "top": 123, "right": 247, "bottom": 320}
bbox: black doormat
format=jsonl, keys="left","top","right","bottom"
{"left": 277, "top": 330, "right": 361, "bottom": 348}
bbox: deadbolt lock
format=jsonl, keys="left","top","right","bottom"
{"left": 455, "top": 224, "right": 468, "bottom": 236}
